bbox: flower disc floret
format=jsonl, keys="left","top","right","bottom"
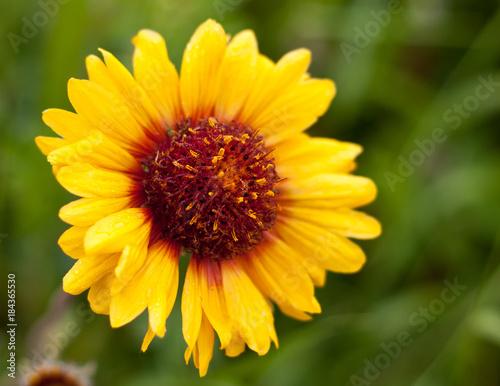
{"left": 142, "top": 117, "right": 282, "bottom": 260}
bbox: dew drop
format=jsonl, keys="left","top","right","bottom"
{"left": 113, "top": 222, "right": 124, "bottom": 230}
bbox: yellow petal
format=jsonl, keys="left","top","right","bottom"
{"left": 244, "top": 235, "right": 320, "bottom": 319}
{"left": 63, "top": 252, "right": 119, "bottom": 295}
{"left": 266, "top": 226, "right": 326, "bottom": 286}
{"left": 147, "top": 241, "right": 180, "bottom": 337}
{"left": 42, "top": 108, "right": 92, "bottom": 142}
{"left": 56, "top": 164, "right": 138, "bottom": 198}
{"left": 88, "top": 273, "right": 114, "bottom": 314}
{"left": 198, "top": 258, "right": 232, "bottom": 349}
{"left": 273, "top": 48, "right": 311, "bottom": 90}
{"left": 52, "top": 165, "right": 62, "bottom": 176}
{"left": 110, "top": 236, "right": 167, "bottom": 328}
{"left": 180, "top": 19, "right": 227, "bottom": 120}
{"left": 305, "top": 264, "right": 327, "bottom": 287}
{"left": 58, "top": 226, "right": 90, "bottom": 259}
{"left": 282, "top": 207, "right": 381, "bottom": 240}
{"left": 35, "top": 136, "right": 69, "bottom": 156}
{"left": 194, "top": 312, "right": 215, "bottom": 377}
{"left": 141, "top": 325, "right": 156, "bottom": 352}
{"left": 97, "top": 49, "right": 167, "bottom": 143}
{"left": 59, "top": 196, "right": 133, "bottom": 226}
{"left": 224, "top": 332, "right": 246, "bottom": 357}
{"left": 274, "top": 217, "right": 367, "bottom": 273}
{"left": 258, "top": 79, "right": 336, "bottom": 146}
{"left": 280, "top": 173, "right": 377, "bottom": 209}
{"left": 112, "top": 237, "right": 149, "bottom": 296}
{"left": 270, "top": 132, "right": 310, "bottom": 160}
{"left": 109, "top": 241, "right": 154, "bottom": 327}
{"left": 214, "top": 30, "right": 258, "bottom": 121}
{"left": 85, "top": 54, "right": 122, "bottom": 95}
{"left": 237, "top": 49, "right": 311, "bottom": 126}
{"left": 85, "top": 208, "right": 151, "bottom": 254}
{"left": 276, "top": 136, "right": 362, "bottom": 177}
{"left": 220, "top": 259, "right": 278, "bottom": 355}
{"left": 132, "top": 29, "right": 182, "bottom": 126}
{"left": 67, "top": 78, "right": 155, "bottom": 156}
{"left": 47, "top": 132, "right": 141, "bottom": 174}
{"left": 182, "top": 257, "right": 203, "bottom": 361}
{"left": 275, "top": 302, "right": 313, "bottom": 321}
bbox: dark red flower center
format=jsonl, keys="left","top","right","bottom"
{"left": 142, "top": 118, "right": 282, "bottom": 260}
{"left": 27, "top": 365, "right": 86, "bottom": 386}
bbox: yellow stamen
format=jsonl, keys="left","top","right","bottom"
{"left": 189, "top": 214, "right": 199, "bottom": 225}
{"left": 264, "top": 148, "right": 277, "bottom": 159}
{"left": 208, "top": 117, "right": 218, "bottom": 127}
{"left": 246, "top": 210, "right": 257, "bottom": 219}
{"left": 250, "top": 128, "right": 260, "bottom": 139}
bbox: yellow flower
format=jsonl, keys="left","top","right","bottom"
{"left": 36, "top": 19, "right": 381, "bottom": 376}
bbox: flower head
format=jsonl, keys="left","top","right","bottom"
{"left": 22, "top": 361, "right": 94, "bottom": 386}
{"left": 36, "top": 19, "right": 381, "bottom": 376}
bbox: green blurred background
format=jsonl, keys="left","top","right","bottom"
{"left": 2, "top": 0, "right": 500, "bottom": 385}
